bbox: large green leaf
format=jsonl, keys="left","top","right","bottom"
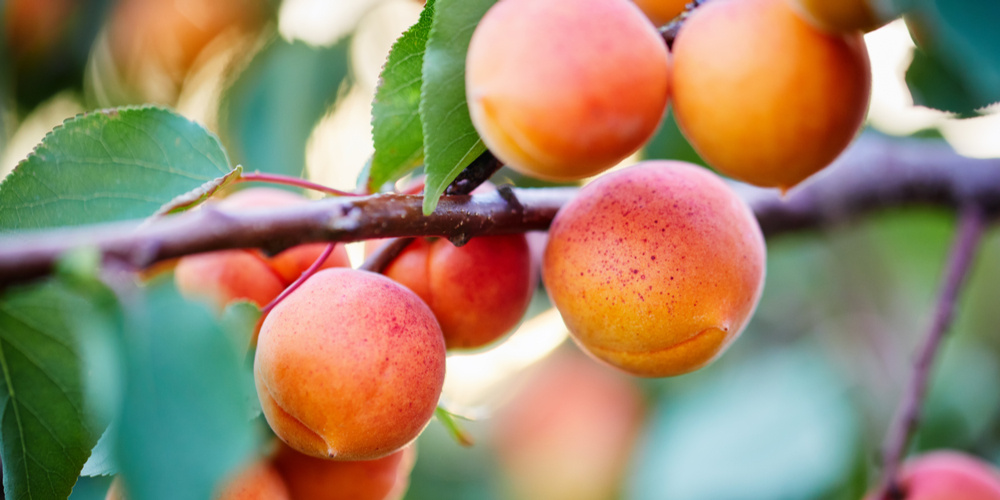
{"left": 368, "top": 0, "right": 436, "bottom": 192}
{"left": 220, "top": 36, "right": 351, "bottom": 180}
{"left": 0, "top": 276, "right": 115, "bottom": 500}
{"left": 0, "top": 107, "right": 233, "bottom": 232}
{"left": 115, "top": 282, "right": 256, "bottom": 500}
{"left": 419, "top": 0, "right": 495, "bottom": 214}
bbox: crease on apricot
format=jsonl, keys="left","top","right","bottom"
{"left": 478, "top": 98, "right": 559, "bottom": 177}
{"left": 586, "top": 326, "right": 730, "bottom": 377}
{"left": 258, "top": 374, "right": 336, "bottom": 457}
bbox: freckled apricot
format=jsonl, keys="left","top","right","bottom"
{"left": 787, "top": 0, "right": 891, "bottom": 33}
{"left": 274, "top": 444, "right": 416, "bottom": 500}
{"left": 466, "top": 0, "right": 670, "bottom": 181}
{"left": 672, "top": 0, "right": 871, "bottom": 190}
{"left": 542, "top": 161, "right": 765, "bottom": 377}
{"left": 106, "top": 461, "right": 290, "bottom": 500}
{"left": 254, "top": 268, "right": 446, "bottom": 460}
{"left": 632, "top": 0, "right": 689, "bottom": 27}
{"left": 863, "top": 452, "right": 1000, "bottom": 500}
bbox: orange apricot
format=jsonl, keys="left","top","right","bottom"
{"left": 175, "top": 250, "right": 286, "bottom": 310}
{"left": 107, "top": 461, "right": 290, "bottom": 500}
{"left": 494, "top": 350, "right": 645, "bottom": 500}
{"left": 632, "top": 0, "right": 689, "bottom": 27}
{"left": 254, "top": 268, "right": 446, "bottom": 460}
{"left": 863, "top": 452, "right": 1000, "bottom": 500}
{"left": 787, "top": 0, "right": 891, "bottom": 33}
{"left": 274, "top": 444, "right": 416, "bottom": 500}
{"left": 466, "top": 0, "right": 670, "bottom": 181}
{"left": 542, "top": 161, "right": 765, "bottom": 377}
{"left": 377, "top": 235, "right": 533, "bottom": 351}
{"left": 672, "top": 0, "right": 871, "bottom": 190}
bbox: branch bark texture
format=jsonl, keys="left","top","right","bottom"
{"left": 1, "top": 134, "right": 999, "bottom": 286}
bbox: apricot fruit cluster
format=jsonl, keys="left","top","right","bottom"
{"left": 543, "top": 161, "right": 766, "bottom": 377}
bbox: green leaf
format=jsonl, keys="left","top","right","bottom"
{"left": 153, "top": 165, "right": 244, "bottom": 216}
{"left": 906, "top": 48, "right": 985, "bottom": 117}
{"left": 0, "top": 277, "right": 116, "bottom": 500}
{"left": 419, "top": 0, "right": 495, "bottom": 215}
{"left": 115, "top": 282, "right": 256, "bottom": 500}
{"left": 221, "top": 36, "right": 351, "bottom": 181}
{"left": 68, "top": 476, "right": 113, "bottom": 500}
{"left": 0, "top": 106, "right": 233, "bottom": 232}
{"left": 80, "top": 424, "right": 117, "bottom": 477}
{"left": 369, "top": 0, "right": 436, "bottom": 192}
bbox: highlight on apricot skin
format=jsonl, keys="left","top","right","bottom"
{"left": 377, "top": 234, "right": 534, "bottom": 351}
{"left": 671, "top": 0, "right": 871, "bottom": 190}
{"left": 632, "top": 0, "right": 689, "bottom": 27}
{"left": 466, "top": 0, "right": 670, "bottom": 181}
{"left": 254, "top": 268, "right": 446, "bottom": 460}
{"left": 863, "top": 451, "right": 1000, "bottom": 500}
{"left": 786, "top": 0, "right": 891, "bottom": 33}
{"left": 274, "top": 444, "right": 417, "bottom": 500}
{"left": 542, "top": 161, "right": 766, "bottom": 378}
{"left": 106, "top": 461, "right": 290, "bottom": 500}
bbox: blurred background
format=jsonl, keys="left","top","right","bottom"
{"left": 2, "top": 0, "right": 999, "bottom": 499}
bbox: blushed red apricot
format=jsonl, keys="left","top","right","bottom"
{"left": 672, "top": 0, "right": 871, "bottom": 190}
{"left": 274, "top": 444, "right": 416, "bottom": 500}
{"left": 542, "top": 161, "right": 765, "bottom": 377}
{"left": 175, "top": 250, "right": 286, "bottom": 310}
{"left": 466, "top": 0, "right": 670, "bottom": 181}
{"left": 255, "top": 268, "right": 445, "bottom": 460}
{"left": 106, "top": 461, "right": 290, "bottom": 500}
{"left": 632, "top": 0, "right": 689, "bottom": 27}
{"left": 863, "top": 451, "right": 1000, "bottom": 500}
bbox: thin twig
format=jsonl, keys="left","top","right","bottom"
{"left": 239, "top": 172, "right": 361, "bottom": 197}
{"left": 261, "top": 243, "right": 336, "bottom": 314}
{"left": 444, "top": 151, "right": 503, "bottom": 196}
{"left": 660, "top": 0, "right": 712, "bottom": 47}
{"left": 876, "top": 206, "right": 987, "bottom": 500}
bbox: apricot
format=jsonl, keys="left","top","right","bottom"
{"left": 863, "top": 452, "right": 1000, "bottom": 500}
{"left": 106, "top": 461, "right": 290, "bottom": 500}
{"left": 374, "top": 235, "right": 533, "bottom": 351}
{"left": 632, "top": 0, "right": 689, "bottom": 27}
{"left": 466, "top": 0, "right": 670, "bottom": 181}
{"left": 494, "top": 350, "right": 645, "bottom": 500}
{"left": 274, "top": 444, "right": 416, "bottom": 500}
{"left": 254, "top": 268, "right": 446, "bottom": 460}
{"left": 671, "top": 0, "right": 871, "bottom": 190}
{"left": 787, "top": 0, "right": 890, "bottom": 34}
{"left": 542, "top": 161, "right": 765, "bottom": 377}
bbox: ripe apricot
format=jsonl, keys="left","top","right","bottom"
{"left": 255, "top": 268, "right": 446, "bottom": 460}
{"left": 672, "top": 0, "right": 871, "bottom": 190}
{"left": 466, "top": 0, "right": 670, "bottom": 181}
{"left": 863, "top": 452, "right": 1000, "bottom": 500}
{"left": 787, "top": 0, "right": 890, "bottom": 33}
{"left": 494, "top": 350, "right": 644, "bottom": 500}
{"left": 106, "top": 461, "right": 290, "bottom": 500}
{"left": 632, "top": 0, "right": 689, "bottom": 27}
{"left": 274, "top": 444, "right": 416, "bottom": 500}
{"left": 542, "top": 161, "right": 765, "bottom": 377}
{"left": 374, "top": 235, "right": 533, "bottom": 351}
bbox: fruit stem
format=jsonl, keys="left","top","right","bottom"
{"left": 261, "top": 243, "right": 336, "bottom": 314}
{"left": 239, "top": 172, "right": 362, "bottom": 197}
{"left": 359, "top": 238, "right": 415, "bottom": 274}
{"left": 435, "top": 406, "right": 475, "bottom": 447}
{"left": 876, "top": 206, "right": 986, "bottom": 499}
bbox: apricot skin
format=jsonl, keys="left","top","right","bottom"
{"left": 632, "top": 0, "right": 689, "bottom": 27}
{"left": 466, "top": 0, "right": 670, "bottom": 181}
{"left": 274, "top": 444, "right": 416, "bottom": 500}
{"left": 379, "top": 235, "right": 534, "bottom": 350}
{"left": 787, "top": 0, "right": 888, "bottom": 33}
{"left": 106, "top": 461, "right": 290, "bottom": 500}
{"left": 672, "top": 0, "right": 871, "bottom": 190}
{"left": 542, "top": 161, "right": 765, "bottom": 377}
{"left": 863, "top": 452, "right": 1000, "bottom": 500}
{"left": 254, "top": 268, "right": 446, "bottom": 460}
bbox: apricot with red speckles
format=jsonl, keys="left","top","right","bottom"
{"left": 466, "top": 0, "right": 670, "bottom": 181}
{"left": 255, "top": 268, "right": 446, "bottom": 460}
{"left": 672, "top": 0, "right": 871, "bottom": 190}
{"left": 542, "top": 161, "right": 765, "bottom": 377}
{"left": 274, "top": 444, "right": 416, "bottom": 500}
{"left": 863, "top": 451, "right": 1000, "bottom": 500}
{"left": 107, "top": 460, "right": 290, "bottom": 500}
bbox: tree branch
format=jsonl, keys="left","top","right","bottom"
{"left": 0, "top": 134, "right": 999, "bottom": 287}
{"left": 875, "top": 206, "right": 987, "bottom": 500}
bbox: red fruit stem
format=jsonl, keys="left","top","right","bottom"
{"left": 359, "top": 238, "right": 415, "bottom": 274}
{"left": 239, "top": 172, "right": 362, "bottom": 198}
{"left": 261, "top": 243, "right": 336, "bottom": 314}
{"left": 876, "top": 206, "right": 987, "bottom": 500}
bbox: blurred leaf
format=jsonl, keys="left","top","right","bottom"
{"left": 629, "top": 347, "right": 858, "bottom": 500}
{"left": 0, "top": 106, "right": 232, "bottom": 232}
{"left": 419, "top": 0, "right": 494, "bottom": 214}
{"left": 153, "top": 166, "right": 243, "bottom": 216}
{"left": 81, "top": 424, "right": 118, "bottom": 477}
{"left": 369, "top": 0, "right": 435, "bottom": 192}
{"left": 220, "top": 301, "right": 262, "bottom": 419}
{"left": 68, "top": 476, "right": 114, "bottom": 500}
{"left": 0, "top": 273, "right": 119, "bottom": 500}
{"left": 404, "top": 420, "right": 500, "bottom": 500}
{"left": 903, "top": 1, "right": 1000, "bottom": 114}
{"left": 642, "top": 109, "right": 707, "bottom": 167}
{"left": 918, "top": 340, "right": 1000, "bottom": 450}
{"left": 116, "top": 282, "right": 256, "bottom": 500}
{"left": 221, "top": 36, "right": 351, "bottom": 180}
